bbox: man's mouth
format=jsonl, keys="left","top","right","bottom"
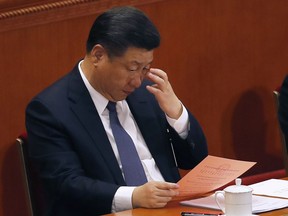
{"left": 123, "top": 90, "right": 133, "bottom": 95}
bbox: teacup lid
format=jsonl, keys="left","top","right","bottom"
{"left": 224, "top": 178, "right": 253, "bottom": 193}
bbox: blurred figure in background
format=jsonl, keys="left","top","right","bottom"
{"left": 279, "top": 75, "right": 288, "bottom": 137}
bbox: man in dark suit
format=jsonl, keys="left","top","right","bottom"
{"left": 26, "top": 6, "right": 208, "bottom": 216}
{"left": 279, "top": 75, "right": 288, "bottom": 137}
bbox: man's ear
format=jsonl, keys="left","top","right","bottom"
{"left": 91, "top": 44, "right": 106, "bottom": 63}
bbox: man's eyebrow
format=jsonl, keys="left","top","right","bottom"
{"left": 130, "top": 60, "right": 153, "bottom": 65}
{"left": 130, "top": 61, "right": 141, "bottom": 65}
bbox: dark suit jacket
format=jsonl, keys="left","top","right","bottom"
{"left": 279, "top": 75, "right": 288, "bottom": 137}
{"left": 25, "top": 63, "right": 208, "bottom": 216}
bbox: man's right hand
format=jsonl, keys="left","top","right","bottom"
{"left": 132, "top": 181, "right": 179, "bottom": 208}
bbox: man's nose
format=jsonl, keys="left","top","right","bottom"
{"left": 130, "top": 73, "right": 143, "bottom": 88}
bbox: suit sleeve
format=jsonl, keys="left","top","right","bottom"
{"left": 136, "top": 80, "right": 208, "bottom": 172}
{"left": 168, "top": 108, "right": 208, "bottom": 170}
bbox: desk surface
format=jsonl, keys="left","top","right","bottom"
{"left": 105, "top": 177, "right": 288, "bottom": 216}
{"left": 105, "top": 200, "right": 288, "bottom": 216}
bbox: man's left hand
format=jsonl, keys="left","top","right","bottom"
{"left": 146, "top": 68, "right": 183, "bottom": 119}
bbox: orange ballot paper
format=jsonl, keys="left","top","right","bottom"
{"left": 175, "top": 155, "right": 256, "bottom": 200}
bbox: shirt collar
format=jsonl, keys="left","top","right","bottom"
{"left": 78, "top": 60, "right": 125, "bottom": 114}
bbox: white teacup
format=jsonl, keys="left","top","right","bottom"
{"left": 214, "top": 178, "right": 253, "bottom": 216}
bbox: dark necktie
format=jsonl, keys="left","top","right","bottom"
{"left": 107, "top": 101, "right": 148, "bottom": 186}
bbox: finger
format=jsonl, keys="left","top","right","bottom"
{"left": 146, "top": 72, "right": 165, "bottom": 88}
{"left": 154, "top": 196, "right": 173, "bottom": 205}
{"left": 155, "top": 190, "right": 179, "bottom": 199}
{"left": 149, "top": 68, "right": 168, "bottom": 81}
{"left": 151, "top": 200, "right": 170, "bottom": 208}
{"left": 156, "top": 182, "right": 179, "bottom": 190}
{"left": 146, "top": 84, "right": 161, "bottom": 95}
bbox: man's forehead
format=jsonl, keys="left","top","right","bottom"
{"left": 128, "top": 59, "right": 153, "bottom": 65}
{"left": 123, "top": 48, "right": 154, "bottom": 63}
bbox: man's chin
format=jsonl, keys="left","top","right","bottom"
{"left": 114, "top": 94, "right": 128, "bottom": 101}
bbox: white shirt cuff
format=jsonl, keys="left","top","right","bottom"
{"left": 166, "top": 104, "right": 189, "bottom": 139}
{"left": 112, "top": 186, "right": 136, "bottom": 212}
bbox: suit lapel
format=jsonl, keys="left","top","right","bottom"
{"left": 67, "top": 67, "right": 125, "bottom": 185}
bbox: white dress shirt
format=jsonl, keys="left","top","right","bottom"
{"left": 78, "top": 61, "right": 189, "bottom": 212}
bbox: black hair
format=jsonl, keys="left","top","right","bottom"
{"left": 86, "top": 6, "right": 160, "bottom": 57}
